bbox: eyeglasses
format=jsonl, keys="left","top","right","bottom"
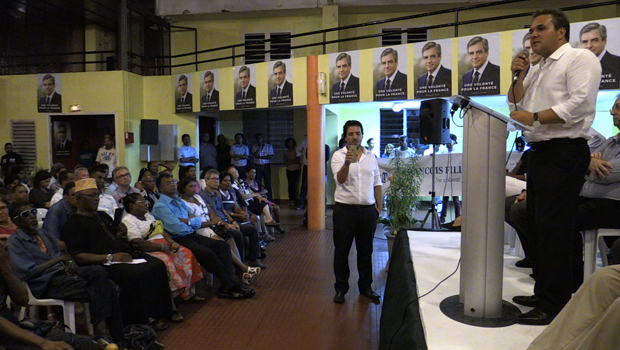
{"left": 207, "top": 177, "right": 219, "bottom": 181}
{"left": 115, "top": 173, "right": 131, "bottom": 179}
{"left": 13, "top": 208, "right": 37, "bottom": 220}
{"left": 610, "top": 103, "right": 620, "bottom": 113}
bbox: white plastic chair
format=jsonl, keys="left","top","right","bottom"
{"left": 36, "top": 208, "right": 47, "bottom": 229}
{"left": 582, "top": 228, "right": 620, "bottom": 280}
{"left": 14, "top": 282, "right": 93, "bottom": 335}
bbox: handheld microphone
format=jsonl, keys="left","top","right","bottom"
{"left": 512, "top": 50, "right": 530, "bottom": 83}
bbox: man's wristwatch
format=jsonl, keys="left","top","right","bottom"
{"left": 105, "top": 254, "right": 113, "bottom": 264}
{"left": 532, "top": 112, "right": 541, "bottom": 127}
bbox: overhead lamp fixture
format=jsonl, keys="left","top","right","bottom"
{"left": 392, "top": 101, "right": 421, "bottom": 112}
{"left": 69, "top": 104, "right": 81, "bottom": 112}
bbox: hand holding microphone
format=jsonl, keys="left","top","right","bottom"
{"left": 512, "top": 50, "right": 530, "bottom": 84}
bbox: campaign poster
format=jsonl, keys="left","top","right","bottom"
{"left": 571, "top": 19, "right": 620, "bottom": 90}
{"left": 268, "top": 59, "right": 294, "bottom": 107}
{"left": 234, "top": 64, "right": 257, "bottom": 109}
{"left": 53, "top": 121, "right": 72, "bottom": 158}
{"left": 175, "top": 73, "right": 193, "bottom": 113}
{"left": 373, "top": 46, "right": 408, "bottom": 101}
{"left": 330, "top": 51, "right": 360, "bottom": 104}
{"left": 414, "top": 39, "right": 453, "bottom": 99}
{"left": 37, "top": 73, "right": 62, "bottom": 113}
{"left": 458, "top": 34, "right": 501, "bottom": 96}
{"left": 199, "top": 70, "right": 220, "bottom": 111}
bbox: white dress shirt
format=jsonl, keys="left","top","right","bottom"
{"left": 331, "top": 146, "right": 382, "bottom": 205}
{"left": 510, "top": 43, "right": 601, "bottom": 143}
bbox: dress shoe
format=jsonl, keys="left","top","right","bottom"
{"left": 515, "top": 258, "right": 532, "bottom": 268}
{"left": 512, "top": 295, "right": 539, "bottom": 307}
{"left": 333, "top": 291, "right": 345, "bottom": 304}
{"left": 237, "top": 284, "right": 257, "bottom": 298}
{"left": 360, "top": 289, "right": 381, "bottom": 302}
{"left": 515, "top": 308, "right": 556, "bottom": 325}
{"left": 248, "top": 259, "right": 267, "bottom": 269}
{"left": 216, "top": 288, "right": 245, "bottom": 299}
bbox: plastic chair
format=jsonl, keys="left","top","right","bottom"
{"left": 582, "top": 228, "right": 620, "bottom": 280}
{"left": 36, "top": 208, "right": 47, "bottom": 229}
{"left": 14, "top": 282, "right": 93, "bottom": 335}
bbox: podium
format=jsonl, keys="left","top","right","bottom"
{"left": 439, "top": 95, "right": 530, "bottom": 327}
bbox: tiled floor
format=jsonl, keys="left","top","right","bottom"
{"left": 157, "top": 206, "right": 387, "bottom": 350}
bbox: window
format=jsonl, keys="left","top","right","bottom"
{"left": 242, "top": 109, "right": 294, "bottom": 164}
{"left": 244, "top": 32, "right": 292, "bottom": 64}
{"left": 379, "top": 109, "right": 405, "bottom": 155}
{"left": 381, "top": 28, "right": 427, "bottom": 46}
{"left": 11, "top": 120, "right": 36, "bottom": 173}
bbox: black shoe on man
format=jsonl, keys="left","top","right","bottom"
{"left": 515, "top": 307, "right": 556, "bottom": 325}
{"left": 360, "top": 288, "right": 381, "bottom": 303}
{"left": 333, "top": 291, "right": 345, "bottom": 304}
{"left": 512, "top": 295, "right": 539, "bottom": 307}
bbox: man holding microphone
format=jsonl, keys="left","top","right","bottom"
{"left": 507, "top": 9, "right": 601, "bottom": 325}
{"left": 331, "top": 120, "right": 383, "bottom": 304}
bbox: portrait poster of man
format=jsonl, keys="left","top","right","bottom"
{"left": 414, "top": 39, "right": 453, "bottom": 99}
{"left": 572, "top": 19, "right": 620, "bottom": 90}
{"left": 458, "top": 34, "right": 501, "bottom": 96}
{"left": 234, "top": 64, "right": 257, "bottom": 109}
{"left": 53, "top": 121, "right": 72, "bottom": 158}
{"left": 200, "top": 70, "right": 220, "bottom": 111}
{"left": 37, "top": 73, "right": 62, "bottom": 113}
{"left": 174, "top": 73, "right": 193, "bottom": 113}
{"left": 373, "top": 46, "right": 408, "bottom": 101}
{"left": 268, "top": 60, "right": 294, "bottom": 107}
{"left": 330, "top": 51, "right": 360, "bottom": 104}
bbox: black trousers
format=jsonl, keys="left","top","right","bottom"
{"left": 299, "top": 165, "right": 308, "bottom": 205}
{"left": 254, "top": 164, "right": 272, "bottom": 199}
{"left": 174, "top": 233, "right": 238, "bottom": 290}
{"left": 332, "top": 202, "right": 379, "bottom": 293}
{"left": 286, "top": 169, "right": 300, "bottom": 202}
{"left": 104, "top": 254, "right": 172, "bottom": 325}
{"left": 527, "top": 138, "right": 590, "bottom": 314}
{"left": 45, "top": 265, "right": 124, "bottom": 342}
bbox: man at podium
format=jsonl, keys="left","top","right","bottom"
{"left": 507, "top": 9, "right": 601, "bottom": 325}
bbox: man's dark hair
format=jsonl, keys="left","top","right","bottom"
{"left": 182, "top": 134, "right": 190, "bottom": 139}
{"left": 4, "top": 143, "right": 12, "bottom": 148}
{"left": 422, "top": 41, "right": 442, "bottom": 56}
{"left": 467, "top": 36, "right": 489, "bottom": 52}
{"left": 122, "top": 193, "right": 143, "bottom": 211}
{"left": 204, "top": 71, "right": 214, "bottom": 80}
{"left": 239, "top": 66, "right": 250, "bottom": 77}
{"left": 273, "top": 61, "right": 286, "bottom": 73}
{"left": 336, "top": 53, "right": 352, "bottom": 66}
{"left": 58, "top": 170, "right": 73, "bottom": 183}
{"left": 42, "top": 74, "right": 55, "bottom": 84}
{"left": 342, "top": 120, "right": 364, "bottom": 139}
{"left": 178, "top": 75, "right": 187, "bottom": 84}
{"left": 33, "top": 170, "right": 52, "bottom": 188}
{"left": 156, "top": 172, "right": 173, "bottom": 189}
{"left": 380, "top": 48, "right": 398, "bottom": 62}
{"left": 580, "top": 22, "right": 606, "bottom": 41}
{"left": 63, "top": 181, "right": 76, "bottom": 195}
{"left": 219, "top": 172, "right": 233, "bottom": 183}
{"left": 533, "top": 8, "right": 570, "bottom": 42}
{"left": 10, "top": 183, "right": 27, "bottom": 194}
{"left": 177, "top": 176, "right": 196, "bottom": 195}
{"left": 9, "top": 201, "right": 31, "bottom": 221}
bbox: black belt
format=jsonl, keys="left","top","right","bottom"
{"left": 335, "top": 202, "right": 375, "bottom": 209}
{"left": 529, "top": 138, "right": 586, "bottom": 151}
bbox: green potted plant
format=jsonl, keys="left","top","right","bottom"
{"left": 379, "top": 154, "right": 423, "bottom": 256}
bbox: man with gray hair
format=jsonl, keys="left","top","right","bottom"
{"left": 175, "top": 74, "right": 193, "bottom": 112}
{"left": 269, "top": 61, "right": 293, "bottom": 106}
{"left": 580, "top": 22, "right": 620, "bottom": 89}
{"left": 235, "top": 66, "right": 256, "bottom": 109}
{"left": 107, "top": 166, "right": 140, "bottom": 207}
{"left": 461, "top": 36, "right": 500, "bottom": 96}
{"left": 375, "top": 48, "right": 407, "bottom": 100}
{"left": 416, "top": 41, "right": 452, "bottom": 98}
{"left": 39, "top": 74, "right": 62, "bottom": 112}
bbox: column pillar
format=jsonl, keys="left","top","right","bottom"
{"left": 307, "top": 55, "right": 325, "bottom": 230}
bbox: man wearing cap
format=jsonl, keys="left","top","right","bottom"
{"left": 8, "top": 199, "right": 126, "bottom": 346}
{"left": 61, "top": 178, "right": 172, "bottom": 328}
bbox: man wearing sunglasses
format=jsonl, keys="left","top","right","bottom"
{"left": 7, "top": 200, "right": 126, "bottom": 347}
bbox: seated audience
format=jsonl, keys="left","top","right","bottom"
{"left": 10, "top": 183, "right": 29, "bottom": 204}
{"left": 61, "top": 178, "right": 172, "bottom": 330}
{"left": 245, "top": 166, "right": 282, "bottom": 226}
{"left": 138, "top": 170, "right": 160, "bottom": 209}
{"left": 42, "top": 182, "right": 77, "bottom": 241}
{"left": 0, "top": 196, "right": 17, "bottom": 244}
{"left": 528, "top": 265, "right": 620, "bottom": 349}
{"left": 29, "top": 170, "right": 54, "bottom": 209}
{"left": 178, "top": 165, "right": 200, "bottom": 193}
{"left": 107, "top": 166, "right": 140, "bottom": 207}
{"left": 8, "top": 201, "right": 125, "bottom": 346}
{"left": 0, "top": 248, "right": 98, "bottom": 350}
{"left": 48, "top": 163, "right": 66, "bottom": 193}
{"left": 49, "top": 170, "right": 74, "bottom": 206}
{"left": 151, "top": 173, "right": 256, "bottom": 299}
{"left": 178, "top": 177, "right": 259, "bottom": 284}
{"left": 201, "top": 169, "right": 266, "bottom": 269}
{"left": 74, "top": 166, "right": 90, "bottom": 181}
{"left": 147, "top": 161, "right": 174, "bottom": 177}
{"left": 122, "top": 193, "right": 204, "bottom": 323}
{"left": 90, "top": 167, "right": 118, "bottom": 218}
